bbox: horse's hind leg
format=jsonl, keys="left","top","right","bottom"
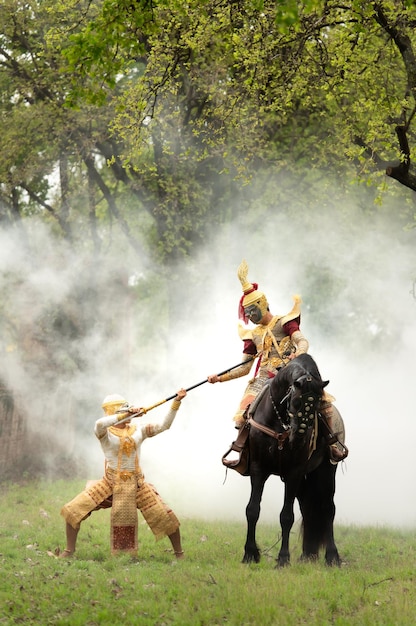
{"left": 243, "top": 472, "right": 267, "bottom": 563}
{"left": 322, "top": 461, "right": 340, "bottom": 566}
{"left": 324, "top": 520, "right": 340, "bottom": 566}
{"left": 298, "top": 460, "right": 341, "bottom": 566}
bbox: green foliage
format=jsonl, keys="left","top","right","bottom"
{"left": 58, "top": 0, "right": 154, "bottom": 104}
{"left": 77, "top": 0, "right": 416, "bottom": 199}
{"left": 0, "top": 480, "right": 415, "bottom": 625}
{"left": 2, "top": 0, "right": 416, "bottom": 266}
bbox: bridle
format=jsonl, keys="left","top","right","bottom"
{"left": 249, "top": 377, "right": 320, "bottom": 451}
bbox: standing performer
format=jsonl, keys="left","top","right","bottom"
{"left": 208, "top": 260, "right": 347, "bottom": 462}
{"left": 59, "top": 388, "right": 187, "bottom": 558}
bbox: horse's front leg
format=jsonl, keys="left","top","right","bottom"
{"left": 277, "top": 480, "right": 299, "bottom": 567}
{"left": 243, "top": 472, "right": 268, "bottom": 563}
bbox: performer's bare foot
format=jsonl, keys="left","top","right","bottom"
{"left": 58, "top": 548, "right": 74, "bottom": 558}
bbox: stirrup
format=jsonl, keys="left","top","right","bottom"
{"left": 326, "top": 433, "right": 339, "bottom": 445}
{"left": 222, "top": 422, "right": 250, "bottom": 475}
{"left": 329, "top": 442, "right": 349, "bottom": 462}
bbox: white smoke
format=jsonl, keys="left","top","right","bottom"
{"left": 1, "top": 183, "right": 415, "bottom": 529}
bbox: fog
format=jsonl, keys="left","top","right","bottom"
{"left": 1, "top": 189, "right": 416, "bottom": 529}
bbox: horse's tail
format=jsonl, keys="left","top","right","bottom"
{"left": 297, "top": 459, "right": 337, "bottom": 558}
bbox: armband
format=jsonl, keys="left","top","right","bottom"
{"left": 116, "top": 412, "right": 130, "bottom": 422}
{"left": 171, "top": 399, "right": 181, "bottom": 411}
{"left": 291, "top": 330, "right": 309, "bottom": 355}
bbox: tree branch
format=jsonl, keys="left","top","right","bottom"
{"left": 83, "top": 156, "right": 145, "bottom": 256}
{"left": 18, "top": 183, "right": 72, "bottom": 238}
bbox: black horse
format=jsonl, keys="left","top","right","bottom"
{"left": 242, "top": 353, "right": 342, "bottom": 567}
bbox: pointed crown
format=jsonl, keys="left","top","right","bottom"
{"left": 237, "top": 259, "right": 267, "bottom": 322}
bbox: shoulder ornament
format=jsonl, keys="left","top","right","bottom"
{"left": 280, "top": 295, "right": 302, "bottom": 326}
{"left": 238, "top": 323, "right": 253, "bottom": 341}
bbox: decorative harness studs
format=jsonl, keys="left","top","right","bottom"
{"left": 294, "top": 392, "right": 317, "bottom": 434}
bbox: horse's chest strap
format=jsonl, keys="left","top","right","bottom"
{"left": 248, "top": 417, "right": 289, "bottom": 449}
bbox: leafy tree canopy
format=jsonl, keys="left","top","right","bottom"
{"left": 58, "top": 0, "right": 416, "bottom": 202}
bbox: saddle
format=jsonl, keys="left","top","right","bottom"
{"left": 222, "top": 394, "right": 348, "bottom": 474}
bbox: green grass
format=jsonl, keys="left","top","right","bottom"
{"left": 0, "top": 480, "right": 415, "bottom": 625}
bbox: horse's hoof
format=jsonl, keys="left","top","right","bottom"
{"left": 300, "top": 553, "right": 318, "bottom": 562}
{"left": 242, "top": 553, "right": 260, "bottom": 564}
{"left": 325, "top": 556, "right": 342, "bottom": 567}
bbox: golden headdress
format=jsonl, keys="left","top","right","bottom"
{"left": 102, "top": 394, "right": 126, "bottom": 409}
{"left": 237, "top": 260, "right": 268, "bottom": 322}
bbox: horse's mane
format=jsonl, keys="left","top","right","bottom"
{"left": 271, "top": 354, "right": 326, "bottom": 400}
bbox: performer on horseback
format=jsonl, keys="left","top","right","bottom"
{"left": 207, "top": 260, "right": 347, "bottom": 463}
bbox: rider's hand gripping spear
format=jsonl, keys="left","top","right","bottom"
{"left": 116, "top": 353, "right": 260, "bottom": 423}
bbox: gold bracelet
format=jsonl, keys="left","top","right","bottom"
{"left": 171, "top": 399, "right": 181, "bottom": 411}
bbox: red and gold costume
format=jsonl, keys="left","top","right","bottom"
{"left": 219, "top": 260, "right": 309, "bottom": 426}
{"left": 214, "top": 260, "right": 347, "bottom": 462}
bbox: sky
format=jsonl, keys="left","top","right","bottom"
{"left": 1, "top": 185, "right": 416, "bottom": 531}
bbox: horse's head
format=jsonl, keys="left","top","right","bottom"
{"left": 286, "top": 374, "right": 328, "bottom": 438}
{"left": 270, "top": 355, "right": 329, "bottom": 443}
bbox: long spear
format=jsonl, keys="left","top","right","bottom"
{"left": 116, "top": 353, "right": 260, "bottom": 422}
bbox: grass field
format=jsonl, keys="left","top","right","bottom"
{"left": 0, "top": 479, "right": 415, "bottom": 625}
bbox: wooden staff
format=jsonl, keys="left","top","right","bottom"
{"left": 116, "top": 353, "right": 259, "bottom": 422}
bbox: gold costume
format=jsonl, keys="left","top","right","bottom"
{"left": 61, "top": 396, "right": 182, "bottom": 554}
